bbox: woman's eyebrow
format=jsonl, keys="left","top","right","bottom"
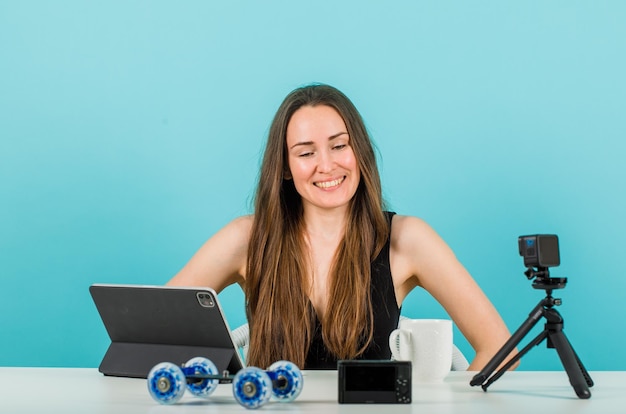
{"left": 328, "top": 131, "right": 348, "bottom": 140}
{"left": 289, "top": 132, "right": 348, "bottom": 150}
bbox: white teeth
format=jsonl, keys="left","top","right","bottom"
{"left": 315, "top": 177, "right": 344, "bottom": 188}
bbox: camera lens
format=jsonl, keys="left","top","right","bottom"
{"left": 196, "top": 292, "right": 215, "bottom": 308}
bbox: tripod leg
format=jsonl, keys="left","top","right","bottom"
{"left": 481, "top": 330, "right": 548, "bottom": 391}
{"left": 570, "top": 343, "right": 594, "bottom": 388}
{"left": 470, "top": 301, "right": 544, "bottom": 387}
{"left": 548, "top": 328, "right": 591, "bottom": 399}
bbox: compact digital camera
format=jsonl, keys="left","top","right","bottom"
{"left": 337, "top": 360, "right": 411, "bottom": 404}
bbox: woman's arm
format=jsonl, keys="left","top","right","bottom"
{"left": 167, "top": 215, "right": 252, "bottom": 293}
{"left": 390, "top": 215, "right": 517, "bottom": 371}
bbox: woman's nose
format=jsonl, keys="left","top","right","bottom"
{"left": 316, "top": 149, "right": 334, "bottom": 172}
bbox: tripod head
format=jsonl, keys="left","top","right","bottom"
{"left": 525, "top": 266, "right": 567, "bottom": 309}
{"left": 525, "top": 266, "right": 568, "bottom": 291}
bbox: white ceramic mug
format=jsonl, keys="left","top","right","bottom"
{"left": 388, "top": 319, "right": 453, "bottom": 382}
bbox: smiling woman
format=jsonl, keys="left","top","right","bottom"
{"left": 167, "top": 83, "right": 516, "bottom": 372}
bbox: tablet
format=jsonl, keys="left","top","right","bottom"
{"left": 89, "top": 284, "right": 245, "bottom": 378}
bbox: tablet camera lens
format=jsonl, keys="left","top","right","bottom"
{"left": 197, "top": 292, "right": 215, "bottom": 308}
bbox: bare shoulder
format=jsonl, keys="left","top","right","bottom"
{"left": 390, "top": 214, "right": 458, "bottom": 292}
{"left": 225, "top": 214, "right": 254, "bottom": 238}
{"left": 167, "top": 215, "right": 254, "bottom": 290}
{"left": 214, "top": 215, "right": 255, "bottom": 264}
{"left": 390, "top": 214, "right": 429, "bottom": 234}
{"left": 390, "top": 214, "right": 442, "bottom": 253}
{"left": 388, "top": 215, "right": 433, "bottom": 293}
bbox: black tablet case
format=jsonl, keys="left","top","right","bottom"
{"left": 89, "top": 284, "right": 244, "bottom": 378}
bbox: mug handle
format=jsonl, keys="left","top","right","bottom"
{"left": 388, "top": 328, "right": 412, "bottom": 361}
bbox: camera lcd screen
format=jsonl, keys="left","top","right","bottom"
{"left": 345, "top": 365, "right": 395, "bottom": 391}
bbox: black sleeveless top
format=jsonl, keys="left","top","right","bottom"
{"left": 304, "top": 212, "right": 400, "bottom": 369}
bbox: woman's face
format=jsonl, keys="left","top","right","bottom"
{"left": 285, "top": 104, "right": 360, "bottom": 213}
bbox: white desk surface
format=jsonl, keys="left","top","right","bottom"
{"left": 0, "top": 368, "right": 621, "bottom": 413}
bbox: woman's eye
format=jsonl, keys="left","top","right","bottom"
{"left": 333, "top": 144, "right": 347, "bottom": 150}
{"left": 298, "top": 151, "right": 313, "bottom": 157}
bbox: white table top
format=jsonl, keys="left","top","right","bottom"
{"left": 1, "top": 368, "right": 621, "bottom": 413}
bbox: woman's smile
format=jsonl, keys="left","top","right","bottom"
{"left": 314, "top": 176, "right": 346, "bottom": 189}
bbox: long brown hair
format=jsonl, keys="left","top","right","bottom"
{"left": 246, "top": 84, "right": 389, "bottom": 368}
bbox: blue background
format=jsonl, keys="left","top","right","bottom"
{"left": 1, "top": 1, "right": 625, "bottom": 371}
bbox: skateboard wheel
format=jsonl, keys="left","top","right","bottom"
{"left": 184, "top": 357, "right": 219, "bottom": 397}
{"left": 147, "top": 362, "right": 186, "bottom": 404}
{"left": 232, "top": 367, "right": 272, "bottom": 409}
{"left": 268, "top": 360, "right": 303, "bottom": 402}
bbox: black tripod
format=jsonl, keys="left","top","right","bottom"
{"left": 470, "top": 269, "right": 594, "bottom": 399}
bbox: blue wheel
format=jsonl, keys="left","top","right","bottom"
{"left": 232, "top": 367, "right": 272, "bottom": 409}
{"left": 268, "top": 360, "right": 303, "bottom": 402}
{"left": 184, "top": 357, "right": 219, "bottom": 397}
{"left": 147, "top": 362, "right": 186, "bottom": 405}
